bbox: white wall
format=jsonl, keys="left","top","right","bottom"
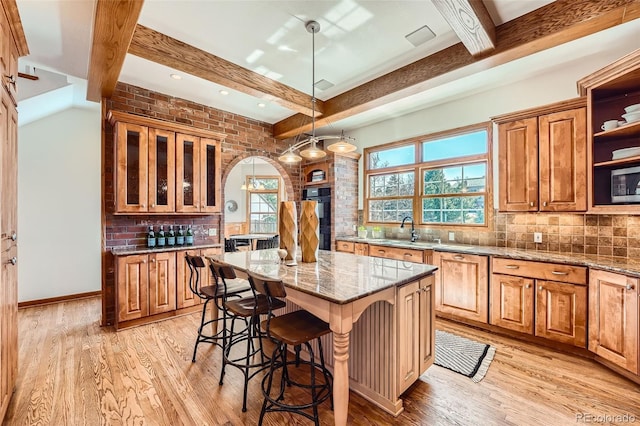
{"left": 350, "top": 41, "right": 640, "bottom": 209}
{"left": 17, "top": 107, "right": 101, "bottom": 302}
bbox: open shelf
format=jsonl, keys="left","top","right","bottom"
{"left": 594, "top": 120, "right": 640, "bottom": 140}
{"left": 594, "top": 155, "right": 640, "bottom": 168}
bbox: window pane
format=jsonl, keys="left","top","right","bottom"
{"left": 369, "top": 145, "right": 415, "bottom": 169}
{"left": 424, "top": 162, "right": 486, "bottom": 196}
{"left": 422, "top": 130, "right": 487, "bottom": 162}
{"left": 422, "top": 195, "right": 484, "bottom": 225}
{"left": 369, "top": 172, "right": 414, "bottom": 199}
{"left": 369, "top": 198, "right": 412, "bottom": 223}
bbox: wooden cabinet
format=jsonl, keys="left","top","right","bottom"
{"left": 589, "top": 269, "right": 638, "bottom": 374}
{"left": 116, "top": 252, "right": 177, "bottom": 323}
{"left": 369, "top": 244, "right": 424, "bottom": 263}
{"left": 495, "top": 98, "right": 587, "bottom": 212}
{"left": 577, "top": 50, "right": 640, "bottom": 213}
{"left": 336, "top": 240, "right": 355, "bottom": 253}
{"left": 176, "top": 247, "right": 220, "bottom": 309}
{"left": 434, "top": 251, "right": 488, "bottom": 323}
{"left": 109, "top": 111, "right": 224, "bottom": 214}
{"left": 397, "top": 276, "right": 434, "bottom": 395}
{"left": 491, "top": 258, "right": 587, "bottom": 347}
{"left": 354, "top": 242, "right": 369, "bottom": 256}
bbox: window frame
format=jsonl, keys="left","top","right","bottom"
{"left": 246, "top": 175, "right": 280, "bottom": 234}
{"left": 363, "top": 122, "right": 493, "bottom": 230}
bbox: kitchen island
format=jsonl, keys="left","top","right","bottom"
{"left": 217, "top": 249, "right": 437, "bottom": 426}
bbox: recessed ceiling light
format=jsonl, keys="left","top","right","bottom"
{"left": 219, "top": 89, "right": 229, "bottom": 96}
{"left": 257, "top": 102, "right": 266, "bottom": 108}
{"left": 170, "top": 73, "right": 182, "bottom": 80}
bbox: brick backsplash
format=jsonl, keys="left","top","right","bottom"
{"left": 358, "top": 211, "right": 640, "bottom": 259}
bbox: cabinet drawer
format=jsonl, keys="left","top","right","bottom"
{"left": 492, "top": 258, "right": 586, "bottom": 285}
{"left": 336, "top": 241, "right": 355, "bottom": 253}
{"left": 369, "top": 245, "right": 424, "bottom": 263}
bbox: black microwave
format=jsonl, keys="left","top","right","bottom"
{"left": 611, "top": 165, "right": 640, "bottom": 203}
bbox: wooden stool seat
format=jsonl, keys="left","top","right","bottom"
{"left": 261, "top": 310, "right": 329, "bottom": 347}
{"left": 199, "top": 279, "right": 250, "bottom": 299}
{"left": 226, "top": 294, "right": 285, "bottom": 317}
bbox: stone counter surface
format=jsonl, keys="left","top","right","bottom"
{"left": 111, "top": 243, "right": 222, "bottom": 256}
{"left": 336, "top": 236, "right": 640, "bottom": 278}
{"left": 217, "top": 249, "right": 437, "bottom": 304}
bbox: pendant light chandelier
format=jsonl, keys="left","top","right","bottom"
{"left": 278, "top": 20, "right": 356, "bottom": 164}
{"left": 240, "top": 156, "right": 264, "bottom": 190}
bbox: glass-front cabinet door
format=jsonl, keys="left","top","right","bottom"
{"left": 176, "top": 133, "right": 201, "bottom": 213}
{"left": 148, "top": 129, "right": 175, "bottom": 213}
{"left": 200, "top": 138, "right": 221, "bottom": 213}
{"left": 116, "top": 122, "right": 148, "bottom": 213}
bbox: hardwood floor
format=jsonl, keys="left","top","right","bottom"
{"left": 4, "top": 297, "right": 640, "bottom": 425}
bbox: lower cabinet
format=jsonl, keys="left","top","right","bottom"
{"left": 335, "top": 240, "right": 355, "bottom": 253}
{"left": 369, "top": 244, "right": 425, "bottom": 263}
{"left": 176, "top": 247, "right": 220, "bottom": 308}
{"left": 397, "top": 275, "right": 434, "bottom": 395}
{"left": 354, "top": 242, "right": 369, "bottom": 256}
{"left": 589, "top": 269, "right": 638, "bottom": 374}
{"left": 490, "top": 258, "right": 587, "bottom": 347}
{"left": 434, "top": 252, "right": 489, "bottom": 323}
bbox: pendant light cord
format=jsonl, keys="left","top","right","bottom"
{"left": 311, "top": 23, "right": 316, "bottom": 139}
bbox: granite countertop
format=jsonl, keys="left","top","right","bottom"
{"left": 336, "top": 236, "right": 640, "bottom": 278}
{"left": 215, "top": 249, "right": 437, "bottom": 305}
{"left": 111, "top": 242, "right": 222, "bottom": 256}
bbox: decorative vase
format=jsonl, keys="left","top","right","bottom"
{"left": 279, "top": 201, "right": 298, "bottom": 261}
{"left": 358, "top": 229, "right": 367, "bottom": 239}
{"left": 300, "top": 200, "right": 319, "bottom": 263}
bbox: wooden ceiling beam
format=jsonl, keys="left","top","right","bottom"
{"left": 274, "top": 0, "right": 640, "bottom": 139}
{"left": 128, "top": 25, "right": 323, "bottom": 118}
{"left": 86, "top": 0, "right": 144, "bottom": 102}
{"left": 432, "top": 0, "right": 496, "bottom": 56}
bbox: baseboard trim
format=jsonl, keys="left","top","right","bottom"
{"left": 18, "top": 291, "right": 102, "bottom": 309}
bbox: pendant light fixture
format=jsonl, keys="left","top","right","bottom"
{"left": 240, "top": 156, "right": 264, "bottom": 190}
{"left": 277, "top": 20, "right": 356, "bottom": 163}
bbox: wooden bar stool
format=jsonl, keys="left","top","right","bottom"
{"left": 209, "top": 259, "right": 286, "bottom": 412}
{"left": 184, "top": 254, "right": 251, "bottom": 362}
{"left": 248, "top": 271, "right": 333, "bottom": 426}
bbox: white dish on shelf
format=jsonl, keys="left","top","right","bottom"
{"left": 624, "top": 103, "right": 640, "bottom": 113}
{"left": 622, "top": 111, "right": 640, "bottom": 123}
{"left": 612, "top": 146, "right": 640, "bottom": 160}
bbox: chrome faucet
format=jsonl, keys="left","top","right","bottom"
{"left": 401, "top": 216, "right": 418, "bottom": 242}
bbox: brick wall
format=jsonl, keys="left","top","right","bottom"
{"left": 333, "top": 154, "right": 359, "bottom": 242}
{"left": 102, "top": 82, "right": 302, "bottom": 325}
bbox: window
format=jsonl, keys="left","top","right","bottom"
{"left": 247, "top": 177, "right": 279, "bottom": 233}
{"left": 364, "top": 125, "right": 491, "bottom": 227}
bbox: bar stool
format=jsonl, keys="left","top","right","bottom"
{"left": 209, "top": 259, "right": 286, "bottom": 412}
{"left": 184, "top": 254, "right": 251, "bottom": 362}
{"left": 248, "top": 271, "right": 333, "bottom": 426}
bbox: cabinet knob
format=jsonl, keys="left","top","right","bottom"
{"left": 152, "top": 259, "right": 156, "bottom": 263}
{"left": 626, "top": 284, "right": 635, "bottom": 291}
{"left": 141, "top": 204, "right": 146, "bottom": 208}
{"left": 151, "top": 204, "right": 155, "bottom": 208}
{"left": 378, "top": 250, "right": 385, "bottom": 254}
{"left": 9, "top": 257, "right": 16, "bottom": 265}
{"left": 195, "top": 204, "right": 199, "bottom": 208}
{"left": 11, "top": 232, "right": 16, "bottom": 241}
{"left": 543, "top": 201, "right": 548, "bottom": 207}
{"left": 453, "top": 255, "right": 464, "bottom": 260}
{"left": 142, "top": 259, "right": 146, "bottom": 264}
{"left": 529, "top": 201, "right": 535, "bottom": 207}
{"left": 538, "top": 285, "right": 543, "bottom": 291}
{"left": 505, "top": 265, "right": 519, "bottom": 269}
{"left": 525, "top": 284, "right": 531, "bottom": 289}
{"left": 551, "top": 271, "right": 568, "bottom": 275}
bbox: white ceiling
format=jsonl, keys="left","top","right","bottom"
{"left": 14, "top": 0, "right": 640, "bottom": 132}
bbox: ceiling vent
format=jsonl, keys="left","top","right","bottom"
{"left": 314, "top": 79, "right": 334, "bottom": 91}
{"left": 405, "top": 25, "right": 436, "bottom": 47}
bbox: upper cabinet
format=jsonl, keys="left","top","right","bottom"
{"left": 577, "top": 49, "right": 640, "bottom": 214}
{"left": 494, "top": 98, "right": 587, "bottom": 212}
{"left": 109, "top": 111, "right": 224, "bottom": 214}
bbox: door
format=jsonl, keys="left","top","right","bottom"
{"left": 176, "top": 134, "right": 201, "bottom": 213}
{"left": 498, "top": 117, "right": 538, "bottom": 211}
{"left": 115, "top": 122, "right": 148, "bottom": 213}
{"left": 535, "top": 280, "right": 587, "bottom": 347}
{"left": 538, "top": 107, "right": 587, "bottom": 211}
{"left": 419, "top": 276, "right": 435, "bottom": 374}
{"left": 149, "top": 252, "right": 176, "bottom": 315}
{"left": 490, "top": 273, "right": 534, "bottom": 334}
{"left": 589, "top": 270, "right": 638, "bottom": 374}
{"left": 435, "top": 252, "right": 489, "bottom": 323}
{"left": 176, "top": 249, "right": 201, "bottom": 309}
{"left": 148, "top": 128, "right": 175, "bottom": 213}
{"left": 117, "top": 255, "right": 149, "bottom": 322}
{"left": 200, "top": 138, "right": 221, "bottom": 213}
{"left": 397, "top": 281, "right": 419, "bottom": 395}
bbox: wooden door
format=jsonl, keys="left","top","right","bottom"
{"left": 354, "top": 243, "right": 369, "bottom": 256}
{"left": 535, "top": 280, "right": 587, "bottom": 347}
{"left": 176, "top": 249, "right": 201, "bottom": 309}
{"left": 397, "top": 281, "right": 419, "bottom": 395}
{"left": 176, "top": 134, "right": 201, "bottom": 213}
{"left": 115, "top": 122, "right": 148, "bottom": 213}
{"left": 434, "top": 252, "right": 488, "bottom": 323}
{"left": 418, "top": 276, "right": 435, "bottom": 375}
{"left": 149, "top": 252, "right": 176, "bottom": 315}
{"left": 117, "top": 255, "right": 149, "bottom": 322}
{"left": 490, "top": 273, "right": 534, "bottom": 334}
{"left": 147, "top": 128, "right": 175, "bottom": 213}
{"left": 200, "top": 138, "right": 221, "bottom": 213}
{"left": 589, "top": 270, "right": 638, "bottom": 374}
{"left": 538, "top": 107, "right": 587, "bottom": 211}
{"left": 498, "top": 117, "right": 538, "bottom": 212}
{"left": 0, "top": 92, "right": 17, "bottom": 420}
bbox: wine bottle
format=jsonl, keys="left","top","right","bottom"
{"left": 167, "top": 225, "right": 176, "bottom": 246}
{"left": 176, "top": 225, "right": 185, "bottom": 246}
{"left": 157, "top": 225, "right": 166, "bottom": 247}
{"left": 186, "top": 225, "right": 194, "bottom": 246}
{"left": 147, "top": 226, "right": 156, "bottom": 248}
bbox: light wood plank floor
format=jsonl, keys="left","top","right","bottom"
{"left": 4, "top": 297, "right": 640, "bottom": 425}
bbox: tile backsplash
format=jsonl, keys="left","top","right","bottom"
{"left": 358, "top": 211, "right": 640, "bottom": 259}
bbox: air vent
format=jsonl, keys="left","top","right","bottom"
{"left": 314, "top": 79, "right": 334, "bottom": 91}
{"left": 405, "top": 25, "right": 436, "bottom": 47}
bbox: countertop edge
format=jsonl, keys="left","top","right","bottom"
{"left": 111, "top": 243, "right": 222, "bottom": 256}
